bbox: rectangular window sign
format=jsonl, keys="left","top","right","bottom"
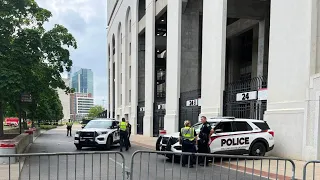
{"left": 236, "top": 91, "right": 257, "bottom": 101}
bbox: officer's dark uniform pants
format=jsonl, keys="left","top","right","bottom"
{"left": 182, "top": 140, "right": 195, "bottom": 166}
{"left": 120, "top": 131, "right": 128, "bottom": 150}
{"left": 127, "top": 133, "right": 131, "bottom": 147}
{"left": 67, "top": 126, "right": 72, "bottom": 136}
{"left": 198, "top": 142, "right": 210, "bottom": 165}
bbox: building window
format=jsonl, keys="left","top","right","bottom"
{"left": 121, "top": 73, "right": 122, "bottom": 84}
{"left": 120, "top": 94, "right": 122, "bottom": 105}
{"left": 129, "top": 20, "right": 131, "bottom": 33}
{"left": 129, "top": 90, "right": 131, "bottom": 103}
{"left": 129, "top": 43, "right": 131, "bottom": 55}
{"left": 129, "top": 66, "right": 131, "bottom": 79}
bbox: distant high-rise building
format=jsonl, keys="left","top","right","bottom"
{"left": 71, "top": 68, "right": 94, "bottom": 96}
{"left": 57, "top": 78, "right": 70, "bottom": 121}
{"left": 70, "top": 93, "right": 94, "bottom": 121}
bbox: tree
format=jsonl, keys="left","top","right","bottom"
{"left": 88, "top": 106, "right": 104, "bottom": 118}
{"left": 0, "top": 0, "right": 77, "bottom": 135}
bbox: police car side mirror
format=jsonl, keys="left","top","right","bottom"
{"left": 215, "top": 129, "right": 223, "bottom": 133}
{"left": 81, "top": 125, "right": 84, "bottom": 129}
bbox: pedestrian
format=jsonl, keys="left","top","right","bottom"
{"left": 197, "top": 116, "right": 214, "bottom": 166}
{"left": 119, "top": 118, "right": 129, "bottom": 152}
{"left": 180, "top": 120, "right": 197, "bottom": 168}
{"left": 126, "top": 120, "right": 132, "bottom": 148}
{"left": 66, "top": 119, "right": 73, "bottom": 137}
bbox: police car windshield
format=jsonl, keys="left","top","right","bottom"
{"left": 84, "top": 120, "right": 113, "bottom": 129}
{"left": 193, "top": 122, "right": 217, "bottom": 132}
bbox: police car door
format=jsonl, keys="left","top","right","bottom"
{"left": 113, "top": 121, "right": 120, "bottom": 141}
{"left": 210, "top": 121, "right": 237, "bottom": 153}
{"left": 231, "top": 121, "right": 254, "bottom": 152}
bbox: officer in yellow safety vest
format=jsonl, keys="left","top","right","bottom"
{"left": 180, "top": 120, "right": 197, "bottom": 168}
{"left": 66, "top": 119, "right": 73, "bottom": 137}
{"left": 119, "top": 118, "right": 128, "bottom": 152}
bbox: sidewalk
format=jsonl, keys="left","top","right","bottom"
{"left": 0, "top": 130, "right": 45, "bottom": 180}
{"left": 130, "top": 134, "right": 320, "bottom": 180}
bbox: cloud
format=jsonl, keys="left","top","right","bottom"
{"left": 60, "top": 10, "right": 87, "bottom": 34}
{"left": 36, "top": 0, "right": 108, "bottom": 107}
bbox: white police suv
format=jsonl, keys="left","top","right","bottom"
{"left": 74, "top": 119, "right": 120, "bottom": 150}
{"left": 156, "top": 117, "right": 274, "bottom": 157}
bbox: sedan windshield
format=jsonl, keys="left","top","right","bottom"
{"left": 84, "top": 120, "right": 113, "bottom": 129}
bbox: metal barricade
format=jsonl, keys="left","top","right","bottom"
{"left": 130, "top": 150, "right": 296, "bottom": 180}
{"left": 0, "top": 151, "right": 126, "bottom": 180}
{"left": 303, "top": 160, "right": 320, "bottom": 180}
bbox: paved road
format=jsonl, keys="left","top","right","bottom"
{"left": 17, "top": 126, "right": 267, "bottom": 180}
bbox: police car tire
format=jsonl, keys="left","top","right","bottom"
{"left": 166, "top": 137, "right": 173, "bottom": 151}
{"left": 250, "top": 142, "right": 266, "bottom": 156}
{"left": 156, "top": 136, "right": 162, "bottom": 151}
{"left": 165, "top": 137, "right": 173, "bottom": 160}
{"left": 76, "top": 145, "right": 82, "bottom": 150}
{"left": 106, "top": 136, "right": 112, "bottom": 150}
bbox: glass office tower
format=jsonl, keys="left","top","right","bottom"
{"left": 71, "top": 68, "right": 94, "bottom": 96}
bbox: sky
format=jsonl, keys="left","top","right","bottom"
{"left": 35, "top": 0, "right": 109, "bottom": 109}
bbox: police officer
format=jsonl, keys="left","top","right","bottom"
{"left": 66, "top": 119, "right": 73, "bottom": 137}
{"left": 180, "top": 120, "right": 197, "bottom": 168}
{"left": 126, "top": 120, "right": 132, "bottom": 148}
{"left": 198, "top": 116, "right": 214, "bottom": 166}
{"left": 119, "top": 118, "right": 128, "bottom": 152}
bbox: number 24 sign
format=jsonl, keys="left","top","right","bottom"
{"left": 236, "top": 91, "right": 257, "bottom": 101}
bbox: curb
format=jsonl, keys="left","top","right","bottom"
{"left": 131, "top": 141, "right": 296, "bottom": 180}
{"left": 131, "top": 141, "right": 155, "bottom": 150}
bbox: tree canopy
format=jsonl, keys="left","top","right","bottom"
{"left": 0, "top": 0, "right": 77, "bottom": 135}
{"left": 88, "top": 106, "right": 104, "bottom": 119}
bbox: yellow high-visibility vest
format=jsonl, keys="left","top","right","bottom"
{"left": 119, "top": 122, "right": 127, "bottom": 131}
{"left": 181, "top": 127, "right": 195, "bottom": 141}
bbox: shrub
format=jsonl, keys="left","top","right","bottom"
{"left": 39, "top": 125, "right": 57, "bottom": 130}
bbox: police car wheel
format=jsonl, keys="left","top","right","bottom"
{"left": 76, "top": 145, "right": 82, "bottom": 150}
{"left": 250, "top": 142, "right": 266, "bottom": 156}
{"left": 156, "top": 136, "right": 162, "bottom": 151}
{"left": 106, "top": 137, "right": 112, "bottom": 150}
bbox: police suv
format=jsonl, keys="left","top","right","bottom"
{"left": 156, "top": 117, "right": 274, "bottom": 157}
{"left": 74, "top": 119, "right": 120, "bottom": 150}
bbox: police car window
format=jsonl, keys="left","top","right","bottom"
{"left": 215, "top": 122, "right": 233, "bottom": 132}
{"left": 233, "top": 122, "right": 252, "bottom": 131}
{"left": 253, "top": 122, "right": 270, "bottom": 130}
{"left": 193, "top": 123, "right": 202, "bottom": 132}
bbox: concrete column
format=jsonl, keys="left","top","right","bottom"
{"left": 265, "top": 0, "right": 315, "bottom": 160}
{"left": 164, "top": 0, "right": 182, "bottom": 134}
{"left": 130, "top": 5, "right": 139, "bottom": 135}
{"left": 257, "top": 21, "right": 265, "bottom": 78}
{"left": 143, "top": 0, "right": 156, "bottom": 137}
{"left": 252, "top": 21, "right": 266, "bottom": 79}
{"left": 201, "top": 0, "right": 227, "bottom": 118}
{"left": 114, "top": 34, "right": 120, "bottom": 118}
{"left": 122, "top": 29, "right": 127, "bottom": 116}
{"left": 227, "top": 38, "right": 241, "bottom": 83}
{"left": 109, "top": 42, "right": 114, "bottom": 119}
{"left": 252, "top": 26, "right": 258, "bottom": 78}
